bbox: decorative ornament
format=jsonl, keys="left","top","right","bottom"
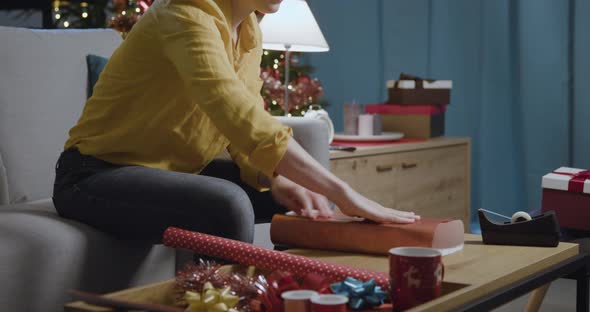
{"left": 108, "top": 12, "right": 139, "bottom": 34}
{"left": 112, "top": 0, "right": 127, "bottom": 10}
{"left": 330, "top": 277, "right": 388, "bottom": 310}
{"left": 49, "top": 0, "right": 154, "bottom": 32}
{"left": 260, "top": 70, "right": 325, "bottom": 116}
{"left": 175, "top": 260, "right": 272, "bottom": 312}
{"left": 262, "top": 271, "right": 332, "bottom": 312}
{"left": 108, "top": 0, "right": 155, "bottom": 36}
{"left": 185, "top": 282, "right": 240, "bottom": 312}
{"left": 137, "top": 0, "right": 154, "bottom": 13}
{"left": 260, "top": 50, "right": 328, "bottom": 116}
{"left": 175, "top": 260, "right": 224, "bottom": 296}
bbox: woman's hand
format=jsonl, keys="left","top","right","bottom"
{"left": 275, "top": 138, "right": 419, "bottom": 224}
{"left": 335, "top": 184, "right": 420, "bottom": 223}
{"left": 271, "top": 175, "right": 334, "bottom": 219}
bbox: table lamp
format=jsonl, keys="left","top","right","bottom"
{"left": 259, "top": 0, "right": 329, "bottom": 116}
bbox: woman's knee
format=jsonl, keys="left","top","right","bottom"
{"left": 192, "top": 180, "right": 255, "bottom": 242}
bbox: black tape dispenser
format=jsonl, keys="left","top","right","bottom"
{"left": 478, "top": 209, "right": 560, "bottom": 247}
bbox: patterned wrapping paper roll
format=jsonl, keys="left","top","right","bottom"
{"left": 163, "top": 227, "right": 390, "bottom": 290}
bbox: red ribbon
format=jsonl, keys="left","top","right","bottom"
{"left": 553, "top": 170, "right": 590, "bottom": 193}
{"left": 264, "top": 272, "right": 332, "bottom": 312}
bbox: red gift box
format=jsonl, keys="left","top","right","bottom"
{"left": 541, "top": 167, "right": 590, "bottom": 230}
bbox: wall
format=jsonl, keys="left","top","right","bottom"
{"left": 303, "top": 0, "right": 384, "bottom": 133}
{"left": 574, "top": 0, "right": 590, "bottom": 169}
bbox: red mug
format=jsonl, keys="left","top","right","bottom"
{"left": 389, "top": 247, "right": 445, "bottom": 311}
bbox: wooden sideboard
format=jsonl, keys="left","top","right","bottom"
{"left": 330, "top": 137, "right": 471, "bottom": 230}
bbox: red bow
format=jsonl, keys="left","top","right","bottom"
{"left": 262, "top": 271, "right": 331, "bottom": 312}
{"left": 553, "top": 170, "right": 590, "bottom": 193}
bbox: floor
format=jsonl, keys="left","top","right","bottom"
{"left": 494, "top": 278, "right": 578, "bottom": 311}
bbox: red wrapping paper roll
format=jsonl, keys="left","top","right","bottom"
{"left": 163, "top": 227, "right": 390, "bottom": 290}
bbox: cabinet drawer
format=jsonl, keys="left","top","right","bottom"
{"left": 331, "top": 152, "right": 400, "bottom": 208}
{"left": 393, "top": 145, "right": 468, "bottom": 223}
{"left": 331, "top": 144, "right": 469, "bottom": 228}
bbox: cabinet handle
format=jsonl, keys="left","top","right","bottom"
{"left": 376, "top": 165, "right": 393, "bottom": 172}
{"left": 402, "top": 162, "right": 417, "bottom": 169}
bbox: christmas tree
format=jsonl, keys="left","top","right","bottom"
{"left": 260, "top": 50, "right": 327, "bottom": 116}
{"left": 51, "top": 0, "right": 153, "bottom": 34}
{"left": 108, "top": 0, "right": 153, "bottom": 34}
{"left": 51, "top": 0, "right": 109, "bottom": 29}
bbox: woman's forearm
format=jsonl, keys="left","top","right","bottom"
{"left": 274, "top": 138, "right": 349, "bottom": 205}
{"left": 274, "top": 138, "right": 419, "bottom": 223}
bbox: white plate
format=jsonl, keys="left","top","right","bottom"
{"left": 333, "top": 132, "right": 404, "bottom": 142}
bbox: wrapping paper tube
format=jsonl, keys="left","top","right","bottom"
{"left": 163, "top": 227, "right": 390, "bottom": 290}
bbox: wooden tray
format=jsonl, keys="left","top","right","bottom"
{"left": 64, "top": 278, "right": 468, "bottom": 312}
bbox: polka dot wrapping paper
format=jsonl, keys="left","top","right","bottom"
{"left": 163, "top": 227, "right": 390, "bottom": 290}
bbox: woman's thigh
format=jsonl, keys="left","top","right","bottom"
{"left": 200, "top": 159, "right": 287, "bottom": 223}
{"left": 54, "top": 162, "right": 255, "bottom": 243}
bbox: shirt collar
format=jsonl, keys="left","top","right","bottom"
{"left": 213, "top": 0, "right": 260, "bottom": 52}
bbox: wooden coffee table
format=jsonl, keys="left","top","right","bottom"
{"left": 289, "top": 234, "right": 588, "bottom": 312}
{"left": 65, "top": 234, "right": 589, "bottom": 312}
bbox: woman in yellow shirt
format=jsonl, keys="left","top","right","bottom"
{"left": 53, "top": 0, "right": 419, "bottom": 243}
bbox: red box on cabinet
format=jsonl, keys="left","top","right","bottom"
{"left": 541, "top": 167, "right": 590, "bottom": 230}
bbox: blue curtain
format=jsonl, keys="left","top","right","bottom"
{"left": 307, "top": 0, "right": 590, "bottom": 230}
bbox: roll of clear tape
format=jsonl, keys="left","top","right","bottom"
{"left": 511, "top": 211, "right": 532, "bottom": 223}
{"left": 304, "top": 109, "right": 335, "bottom": 144}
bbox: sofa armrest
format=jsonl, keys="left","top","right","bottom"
{"left": 0, "top": 152, "right": 9, "bottom": 205}
{"left": 274, "top": 117, "right": 330, "bottom": 170}
{"left": 0, "top": 199, "right": 175, "bottom": 311}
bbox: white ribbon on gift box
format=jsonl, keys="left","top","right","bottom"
{"left": 386, "top": 80, "right": 453, "bottom": 89}
{"left": 542, "top": 167, "right": 590, "bottom": 194}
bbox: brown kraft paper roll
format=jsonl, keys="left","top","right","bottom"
{"left": 270, "top": 214, "right": 464, "bottom": 255}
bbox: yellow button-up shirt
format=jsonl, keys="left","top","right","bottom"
{"left": 65, "top": 0, "right": 291, "bottom": 190}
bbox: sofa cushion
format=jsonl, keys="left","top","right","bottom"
{"left": 0, "top": 27, "right": 123, "bottom": 203}
{"left": 86, "top": 54, "right": 108, "bottom": 98}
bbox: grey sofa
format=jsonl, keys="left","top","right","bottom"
{"left": 0, "top": 26, "right": 329, "bottom": 312}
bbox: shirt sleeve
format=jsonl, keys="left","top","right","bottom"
{"left": 156, "top": 3, "right": 291, "bottom": 178}
{"left": 227, "top": 145, "right": 267, "bottom": 191}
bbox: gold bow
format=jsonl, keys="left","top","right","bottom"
{"left": 185, "top": 282, "right": 240, "bottom": 312}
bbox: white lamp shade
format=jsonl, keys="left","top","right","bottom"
{"left": 259, "top": 0, "right": 329, "bottom": 52}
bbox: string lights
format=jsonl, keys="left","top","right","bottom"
{"left": 51, "top": 0, "right": 91, "bottom": 28}
{"left": 49, "top": 0, "right": 154, "bottom": 32}
{"left": 260, "top": 49, "right": 326, "bottom": 116}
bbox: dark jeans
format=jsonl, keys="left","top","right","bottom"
{"left": 52, "top": 148, "right": 286, "bottom": 244}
